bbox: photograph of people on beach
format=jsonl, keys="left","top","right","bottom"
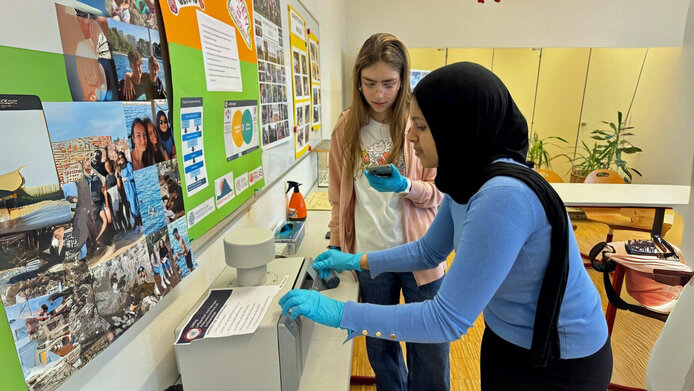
{"left": 43, "top": 101, "right": 144, "bottom": 267}
{"left": 167, "top": 218, "right": 195, "bottom": 278}
{"left": 157, "top": 160, "right": 184, "bottom": 224}
{"left": 145, "top": 227, "right": 181, "bottom": 296}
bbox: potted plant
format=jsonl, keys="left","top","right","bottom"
{"left": 587, "top": 111, "right": 643, "bottom": 183}
{"left": 569, "top": 141, "right": 605, "bottom": 183}
{"left": 527, "top": 132, "right": 570, "bottom": 182}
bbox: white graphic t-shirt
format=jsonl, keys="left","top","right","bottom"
{"left": 354, "top": 118, "right": 406, "bottom": 253}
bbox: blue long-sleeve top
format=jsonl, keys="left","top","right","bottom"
{"left": 340, "top": 169, "right": 608, "bottom": 359}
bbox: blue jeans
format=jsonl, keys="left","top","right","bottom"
{"left": 357, "top": 270, "right": 450, "bottom": 391}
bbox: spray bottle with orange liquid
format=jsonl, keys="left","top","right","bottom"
{"left": 286, "top": 181, "right": 307, "bottom": 221}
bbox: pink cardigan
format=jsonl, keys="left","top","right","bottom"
{"left": 327, "top": 110, "right": 446, "bottom": 286}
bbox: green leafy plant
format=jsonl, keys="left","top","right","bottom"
{"left": 526, "top": 133, "right": 569, "bottom": 169}
{"left": 589, "top": 111, "right": 643, "bottom": 182}
{"left": 570, "top": 141, "right": 605, "bottom": 182}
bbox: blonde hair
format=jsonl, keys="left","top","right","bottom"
{"left": 343, "top": 33, "right": 410, "bottom": 175}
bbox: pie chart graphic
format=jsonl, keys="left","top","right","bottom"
{"left": 231, "top": 110, "right": 244, "bottom": 147}
{"left": 231, "top": 109, "right": 254, "bottom": 147}
{"left": 242, "top": 109, "right": 254, "bottom": 144}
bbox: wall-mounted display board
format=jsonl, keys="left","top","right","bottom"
{"left": 308, "top": 31, "right": 321, "bottom": 131}
{"left": 254, "top": 0, "right": 292, "bottom": 150}
{"left": 159, "top": 0, "right": 266, "bottom": 240}
{"left": 0, "top": 2, "right": 197, "bottom": 390}
{"left": 287, "top": 4, "right": 311, "bottom": 158}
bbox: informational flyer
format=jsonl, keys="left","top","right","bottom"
{"left": 249, "top": 166, "right": 264, "bottom": 186}
{"left": 180, "top": 97, "right": 208, "bottom": 195}
{"left": 235, "top": 172, "right": 250, "bottom": 195}
{"left": 223, "top": 100, "right": 259, "bottom": 161}
{"left": 187, "top": 197, "right": 215, "bottom": 228}
{"left": 175, "top": 285, "right": 282, "bottom": 345}
{"left": 214, "top": 171, "right": 236, "bottom": 209}
{"left": 196, "top": 10, "right": 242, "bottom": 92}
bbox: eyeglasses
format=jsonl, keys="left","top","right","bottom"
{"left": 159, "top": 120, "right": 166, "bottom": 124}
{"left": 651, "top": 234, "right": 678, "bottom": 260}
{"left": 360, "top": 79, "right": 400, "bottom": 93}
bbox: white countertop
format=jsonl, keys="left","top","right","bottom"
{"left": 296, "top": 209, "right": 359, "bottom": 391}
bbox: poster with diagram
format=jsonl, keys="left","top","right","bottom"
{"left": 224, "top": 100, "right": 259, "bottom": 161}
{"left": 254, "top": 0, "right": 290, "bottom": 150}
{"left": 288, "top": 5, "right": 310, "bottom": 158}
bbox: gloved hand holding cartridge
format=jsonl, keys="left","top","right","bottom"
{"left": 364, "top": 163, "right": 409, "bottom": 193}
{"left": 313, "top": 249, "right": 363, "bottom": 280}
{"left": 279, "top": 289, "right": 345, "bottom": 328}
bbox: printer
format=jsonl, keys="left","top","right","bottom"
{"left": 174, "top": 228, "right": 326, "bottom": 391}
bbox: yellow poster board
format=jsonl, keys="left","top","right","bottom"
{"left": 288, "top": 5, "right": 310, "bottom": 158}
{"left": 308, "top": 32, "right": 321, "bottom": 131}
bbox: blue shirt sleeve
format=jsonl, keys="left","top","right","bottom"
{"left": 340, "top": 185, "right": 537, "bottom": 343}
{"left": 367, "top": 196, "right": 456, "bottom": 276}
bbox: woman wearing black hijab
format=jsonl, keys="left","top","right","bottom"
{"left": 280, "top": 62, "right": 612, "bottom": 390}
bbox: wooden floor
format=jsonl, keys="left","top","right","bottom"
{"left": 349, "top": 214, "right": 683, "bottom": 390}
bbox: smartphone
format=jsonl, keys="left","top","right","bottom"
{"left": 365, "top": 164, "right": 392, "bottom": 177}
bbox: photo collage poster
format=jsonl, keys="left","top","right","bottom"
{"left": 253, "top": 0, "right": 290, "bottom": 150}
{"left": 0, "top": 2, "right": 196, "bottom": 390}
{"left": 308, "top": 32, "right": 321, "bottom": 130}
{"left": 287, "top": 5, "right": 310, "bottom": 158}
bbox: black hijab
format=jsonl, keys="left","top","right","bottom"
{"left": 414, "top": 62, "right": 570, "bottom": 367}
{"left": 414, "top": 62, "right": 528, "bottom": 203}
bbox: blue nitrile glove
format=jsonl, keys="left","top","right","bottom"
{"left": 313, "top": 249, "right": 362, "bottom": 280}
{"left": 279, "top": 289, "right": 345, "bottom": 328}
{"left": 363, "top": 163, "right": 408, "bottom": 193}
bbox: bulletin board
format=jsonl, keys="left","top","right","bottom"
{"left": 0, "top": 2, "right": 197, "bottom": 390}
{"left": 159, "top": 0, "right": 266, "bottom": 241}
{"left": 258, "top": 0, "right": 323, "bottom": 183}
{"left": 288, "top": 5, "right": 311, "bottom": 158}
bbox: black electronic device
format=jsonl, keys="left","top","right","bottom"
{"left": 365, "top": 164, "right": 392, "bottom": 177}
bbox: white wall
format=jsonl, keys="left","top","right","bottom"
{"left": 56, "top": 0, "right": 344, "bottom": 389}
{"left": 342, "top": 0, "right": 690, "bottom": 106}
{"left": 301, "top": 0, "right": 346, "bottom": 138}
{"left": 344, "top": 0, "right": 689, "bottom": 50}
{"left": 677, "top": 0, "right": 694, "bottom": 259}
{"left": 342, "top": 0, "right": 693, "bottom": 186}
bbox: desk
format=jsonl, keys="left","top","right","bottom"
{"left": 296, "top": 209, "right": 359, "bottom": 391}
{"left": 551, "top": 183, "right": 691, "bottom": 333}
